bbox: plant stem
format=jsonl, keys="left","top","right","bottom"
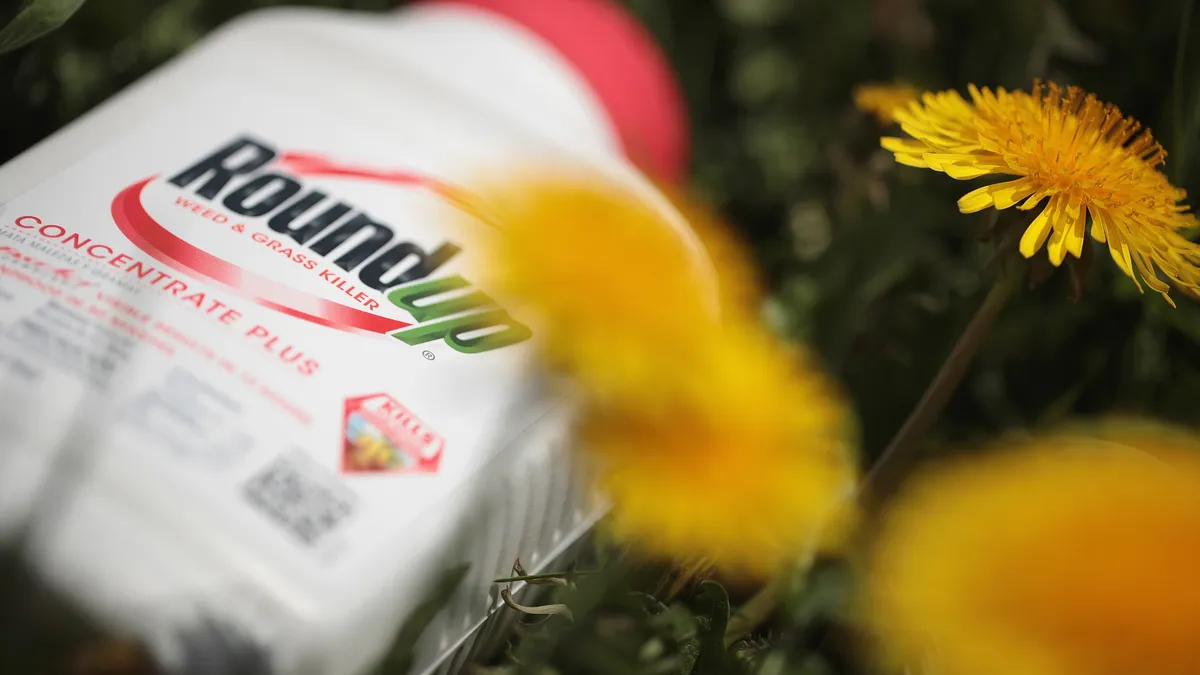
{"left": 723, "top": 575, "right": 785, "bottom": 647}
{"left": 722, "top": 263, "right": 1019, "bottom": 646}
{"left": 858, "top": 268, "right": 1020, "bottom": 508}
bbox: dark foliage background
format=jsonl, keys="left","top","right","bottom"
{"left": 2, "top": 0, "right": 1199, "bottom": 673}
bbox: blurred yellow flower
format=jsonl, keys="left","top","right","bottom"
{"left": 854, "top": 83, "right": 920, "bottom": 124}
{"left": 866, "top": 423, "right": 1200, "bottom": 675}
{"left": 462, "top": 171, "right": 756, "bottom": 400}
{"left": 460, "top": 170, "right": 859, "bottom": 576}
{"left": 654, "top": 181, "right": 766, "bottom": 321}
{"left": 584, "top": 323, "right": 858, "bottom": 578}
{"left": 883, "top": 81, "right": 1200, "bottom": 305}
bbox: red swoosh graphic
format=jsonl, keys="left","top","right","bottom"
{"left": 111, "top": 176, "right": 411, "bottom": 335}
{"left": 276, "top": 152, "right": 486, "bottom": 216}
{"left": 278, "top": 152, "right": 435, "bottom": 187}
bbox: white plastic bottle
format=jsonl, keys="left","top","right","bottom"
{"left": 0, "top": 1, "right": 696, "bottom": 674}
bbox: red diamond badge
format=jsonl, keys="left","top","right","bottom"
{"left": 342, "top": 393, "right": 444, "bottom": 474}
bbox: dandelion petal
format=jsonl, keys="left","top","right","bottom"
{"left": 1107, "top": 234, "right": 1142, "bottom": 292}
{"left": 894, "top": 153, "right": 929, "bottom": 168}
{"left": 881, "top": 137, "right": 928, "bottom": 154}
{"left": 958, "top": 185, "right": 995, "bottom": 213}
{"left": 1020, "top": 202, "right": 1056, "bottom": 258}
{"left": 1133, "top": 253, "right": 1171, "bottom": 294}
{"left": 1089, "top": 205, "right": 1109, "bottom": 243}
{"left": 1048, "top": 229, "right": 1069, "bottom": 266}
{"left": 1063, "top": 199, "right": 1086, "bottom": 259}
{"left": 990, "top": 179, "right": 1036, "bottom": 209}
{"left": 1018, "top": 191, "right": 1049, "bottom": 212}
{"left": 940, "top": 161, "right": 998, "bottom": 180}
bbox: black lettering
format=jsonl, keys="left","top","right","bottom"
{"left": 359, "top": 242, "right": 461, "bottom": 291}
{"left": 169, "top": 137, "right": 276, "bottom": 199}
{"left": 273, "top": 201, "right": 352, "bottom": 246}
{"left": 269, "top": 191, "right": 329, "bottom": 238}
{"left": 223, "top": 173, "right": 302, "bottom": 217}
{"left": 308, "top": 213, "right": 393, "bottom": 271}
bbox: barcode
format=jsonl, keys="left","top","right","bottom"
{"left": 242, "top": 453, "right": 356, "bottom": 546}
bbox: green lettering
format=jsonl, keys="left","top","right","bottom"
{"left": 391, "top": 309, "right": 532, "bottom": 354}
{"left": 386, "top": 275, "right": 494, "bottom": 323}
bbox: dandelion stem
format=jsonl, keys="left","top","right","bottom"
{"left": 859, "top": 267, "right": 1020, "bottom": 507}
{"left": 724, "top": 575, "right": 785, "bottom": 647}
{"left": 721, "top": 265, "right": 1018, "bottom": 644}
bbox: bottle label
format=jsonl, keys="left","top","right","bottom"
{"left": 0, "top": 87, "right": 551, "bottom": 572}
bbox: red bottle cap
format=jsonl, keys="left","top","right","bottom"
{"left": 426, "top": 0, "right": 690, "bottom": 183}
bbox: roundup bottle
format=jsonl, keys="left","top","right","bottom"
{"left": 0, "top": 0, "right": 694, "bottom": 673}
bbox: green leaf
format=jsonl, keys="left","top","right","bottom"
{"left": 647, "top": 602, "right": 702, "bottom": 675}
{"left": 729, "top": 638, "right": 771, "bottom": 674}
{"left": 689, "top": 581, "right": 732, "bottom": 675}
{"left": 0, "top": 0, "right": 88, "bottom": 54}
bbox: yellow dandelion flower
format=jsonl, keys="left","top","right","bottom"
{"left": 854, "top": 83, "right": 921, "bottom": 125}
{"left": 460, "top": 171, "right": 756, "bottom": 399}
{"left": 866, "top": 423, "right": 1200, "bottom": 675}
{"left": 883, "top": 81, "right": 1200, "bottom": 305}
{"left": 584, "top": 323, "right": 858, "bottom": 578}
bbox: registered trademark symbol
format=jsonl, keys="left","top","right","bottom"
{"left": 422, "top": 350, "right": 436, "bottom": 361}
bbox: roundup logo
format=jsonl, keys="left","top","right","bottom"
{"left": 111, "top": 135, "right": 531, "bottom": 355}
